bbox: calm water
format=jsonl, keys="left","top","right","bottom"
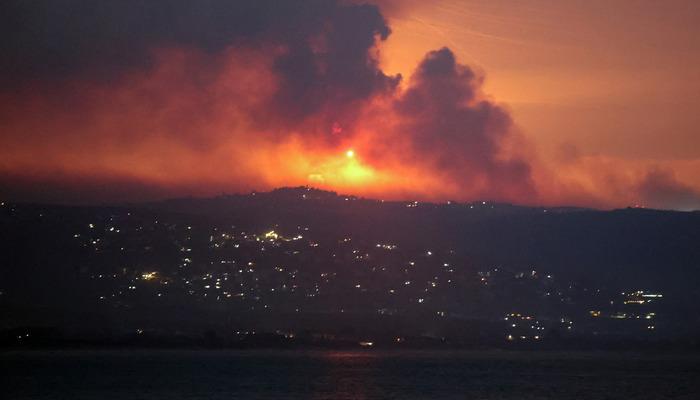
{"left": 2, "top": 350, "right": 699, "bottom": 399}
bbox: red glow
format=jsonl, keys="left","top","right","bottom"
{"left": 1, "top": 43, "right": 698, "bottom": 210}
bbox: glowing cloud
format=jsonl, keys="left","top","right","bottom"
{"left": 0, "top": 1, "right": 698, "bottom": 210}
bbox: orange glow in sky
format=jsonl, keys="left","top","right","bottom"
{"left": 307, "top": 149, "right": 376, "bottom": 188}
{"left": 0, "top": 1, "right": 699, "bottom": 210}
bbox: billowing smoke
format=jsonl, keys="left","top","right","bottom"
{"left": 0, "top": 0, "right": 398, "bottom": 129}
{"left": 0, "top": 1, "right": 696, "bottom": 209}
{"left": 389, "top": 48, "right": 534, "bottom": 200}
{"left": 636, "top": 168, "right": 700, "bottom": 211}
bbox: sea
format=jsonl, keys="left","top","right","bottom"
{"left": 2, "top": 349, "right": 699, "bottom": 399}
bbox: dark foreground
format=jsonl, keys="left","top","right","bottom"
{"left": 2, "top": 350, "right": 699, "bottom": 399}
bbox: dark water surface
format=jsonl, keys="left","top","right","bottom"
{"left": 2, "top": 350, "right": 699, "bottom": 399}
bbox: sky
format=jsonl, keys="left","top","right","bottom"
{"left": 1, "top": 0, "right": 699, "bottom": 209}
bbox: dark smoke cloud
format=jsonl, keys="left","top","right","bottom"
{"left": 391, "top": 48, "right": 535, "bottom": 199}
{"left": 12, "top": 1, "right": 694, "bottom": 209}
{"left": 0, "top": 1, "right": 539, "bottom": 204}
{"left": 0, "top": 0, "right": 398, "bottom": 125}
{"left": 269, "top": 2, "right": 400, "bottom": 124}
{"left": 636, "top": 168, "right": 700, "bottom": 211}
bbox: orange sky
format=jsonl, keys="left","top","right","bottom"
{"left": 379, "top": 0, "right": 700, "bottom": 201}
{"left": 0, "top": 1, "right": 699, "bottom": 209}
